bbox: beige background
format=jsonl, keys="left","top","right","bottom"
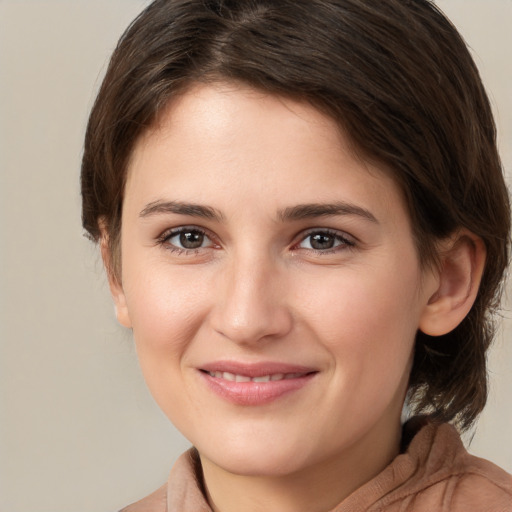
{"left": 0, "top": 1, "right": 510, "bottom": 511}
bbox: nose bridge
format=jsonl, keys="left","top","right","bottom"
{"left": 212, "top": 249, "right": 292, "bottom": 344}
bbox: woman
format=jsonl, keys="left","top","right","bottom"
{"left": 81, "top": 0, "right": 512, "bottom": 510}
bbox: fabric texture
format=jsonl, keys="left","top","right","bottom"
{"left": 119, "top": 422, "right": 512, "bottom": 512}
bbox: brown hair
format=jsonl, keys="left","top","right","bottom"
{"left": 81, "top": 0, "right": 510, "bottom": 430}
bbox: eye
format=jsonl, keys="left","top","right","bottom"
{"left": 296, "top": 230, "right": 354, "bottom": 252}
{"left": 171, "top": 229, "right": 207, "bottom": 249}
{"left": 158, "top": 227, "right": 216, "bottom": 252}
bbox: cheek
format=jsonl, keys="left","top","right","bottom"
{"left": 302, "top": 261, "right": 421, "bottom": 381}
{"left": 121, "top": 266, "right": 210, "bottom": 422}
{"left": 122, "top": 260, "right": 211, "bottom": 360}
{"left": 307, "top": 285, "right": 417, "bottom": 432}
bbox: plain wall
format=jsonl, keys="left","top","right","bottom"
{"left": 0, "top": 1, "right": 510, "bottom": 511}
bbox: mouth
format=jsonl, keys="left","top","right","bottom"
{"left": 198, "top": 362, "right": 318, "bottom": 405}
{"left": 203, "top": 370, "right": 309, "bottom": 382}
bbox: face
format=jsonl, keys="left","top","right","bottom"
{"left": 112, "top": 83, "right": 438, "bottom": 478}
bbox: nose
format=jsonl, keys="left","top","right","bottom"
{"left": 210, "top": 255, "right": 293, "bottom": 345}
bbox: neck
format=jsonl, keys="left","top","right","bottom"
{"left": 199, "top": 419, "right": 402, "bottom": 512}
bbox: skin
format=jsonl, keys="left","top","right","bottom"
{"left": 106, "top": 82, "right": 484, "bottom": 512}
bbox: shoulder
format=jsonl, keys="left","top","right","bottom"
{"left": 394, "top": 466, "right": 512, "bottom": 512}
{"left": 119, "top": 484, "right": 167, "bottom": 512}
{"left": 447, "top": 449, "right": 512, "bottom": 511}
{"left": 377, "top": 423, "right": 512, "bottom": 512}
{"left": 447, "top": 470, "right": 512, "bottom": 511}
{"left": 117, "top": 449, "right": 208, "bottom": 512}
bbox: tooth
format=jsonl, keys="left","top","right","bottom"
{"left": 208, "top": 371, "right": 305, "bottom": 382}
{"left": 253, "top": 375, "right": 270, "bottom": 382}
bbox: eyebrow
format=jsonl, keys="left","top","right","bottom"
{"left": 277, "top": 202, "right": 378, "bottom": 223}
{"left": 139, "top": 200, "right": 377, "bottom": 224}
{"left": 139, "top": 200, "right": 224, "bottom": 222}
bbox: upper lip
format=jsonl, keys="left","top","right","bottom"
{"left": 199, "top": 361, "right": 317, "bottom": 378}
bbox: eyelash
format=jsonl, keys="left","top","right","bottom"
{"left": 156, "top": 226, "right": 356, "bottom": 256}
{"left": 156, "top": 226, "right": 217, "bottom": 255}
{"left": 292, "top": 228, "right": 356, "bottom": 255}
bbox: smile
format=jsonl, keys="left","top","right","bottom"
{"left": 199, "top": 362, "right": 317, "bottom": 406}
{"left": 205, "top": 371, "right": 307, "bottom": 382}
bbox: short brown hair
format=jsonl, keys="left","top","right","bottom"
{"left": 81, "top": 0, "right": 510, "bottom": 430}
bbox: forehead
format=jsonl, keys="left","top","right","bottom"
{"left": 125, "top": 82, "right": 410, "bottom": 228}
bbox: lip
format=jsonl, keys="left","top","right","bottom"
{"left": 198, "top": 361, "right": 318, "bottom": 406}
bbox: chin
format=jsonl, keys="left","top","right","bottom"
{"left": 196, "top": 433, "right": 316, "bottom": 477}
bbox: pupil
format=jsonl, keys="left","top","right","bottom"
{"left": 311, "top": 233, "right": 334, "bottom": 250}
{"left": 180, "top": 231, "right": 204, "bottom": 249}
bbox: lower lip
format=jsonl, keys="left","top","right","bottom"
{"left": 200, "top": 372, "right": 316, "bottom": 406}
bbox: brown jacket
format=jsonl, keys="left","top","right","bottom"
{"left": 121, "top": 422, "right": 512, "bottom": 511}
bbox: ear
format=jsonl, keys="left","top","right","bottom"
{"left": 99, "top": 223, "right": 132, "bottom": 329}
{"left": 419, "top": 231, "right": 486, "bottom": 336}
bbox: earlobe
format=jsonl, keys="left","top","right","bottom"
{"left": 419, "top": 231, "right": 486, "bottom": 336}
{"left": 112, "top": 296, "right": 132, "bottom": 329}
{"left": 99, "top": 225, "right": 132, "bottom": 329}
